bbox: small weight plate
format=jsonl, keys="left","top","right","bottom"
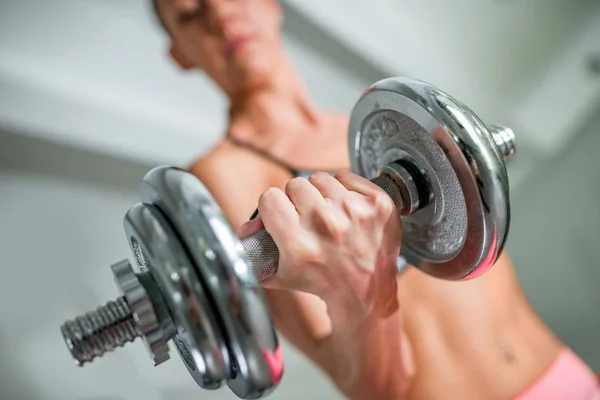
{"left": 123, "top": 202, "right": 230, "bottom": 389}
{"left": 140, "top": 167, "right": 282, "bottom": 399}
{"left": 349, "top": 77, "right": 510, "bottom": 280}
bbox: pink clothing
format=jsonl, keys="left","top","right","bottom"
{"left": 515, "top": 348, "right": 600, "bottom": 400}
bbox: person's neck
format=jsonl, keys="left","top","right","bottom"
{"left": 227, "top": 59, "right": 322, "bottom": 149}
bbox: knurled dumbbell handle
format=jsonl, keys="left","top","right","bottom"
{"left": 241, "top": 174, "right": 404, "bottom": 281}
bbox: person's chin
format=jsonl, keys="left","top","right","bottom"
{"left": 235, "top": 65, "right": 276, "bottom": 91}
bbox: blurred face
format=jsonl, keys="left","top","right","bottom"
{"left": 156, "top": 0, "right": 284, "bottom": 96}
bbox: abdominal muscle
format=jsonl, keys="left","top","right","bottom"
{"left": 399, "top": 253, "right": 564, "bottom": 400}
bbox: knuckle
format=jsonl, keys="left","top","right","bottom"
{"left": 285, "top": 176, "right": 308, "bottom": 194}
{"left": 286, "top": 237, "right": 320, "bottom": 265}
{"left": 259, "top": 187, "right": 281, "bottom": 207}
{"left": 308, "top": 171, "right": 329, "bottom": 183}
{"left": 299, "top": 242, "right": 321, "bottom": 265}
{"left": 314, "top": 204, "right": 349, "bottom": 242}
{"left": 343, "top": 196, "right": 374, "bottom": 222}
{"left": 372, "top": 190, "right": 394, "bottom": 217}
{"left": 333, "top": 170, "right": 351, "bottom": 181}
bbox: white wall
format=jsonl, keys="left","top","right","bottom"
{"left": 508, "top": 109, "right": 600, "bottom": 370}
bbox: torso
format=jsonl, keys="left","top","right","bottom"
{"left": 191, "top": 113, "right": 563, "bottom": 399}
{"left": 399, "top": 260, "right": 562, "bottom": 399}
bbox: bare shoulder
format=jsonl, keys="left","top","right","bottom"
{"left": 190, "top": 140, "right": 261, "bottom": 181}
{"left": 189, "top": 140, "right": 241, "bottom": 172}
{"left": 320, "top": 112, "right": 350, "bottom": 148}
{"left": 325, "top": 112, "right": 350, "bottom": 132}
{"left": 187, "top": 140, "right": 279, "bottom": 229}
{"left": 315, "top": 112, "right": 351, "bottom": 169}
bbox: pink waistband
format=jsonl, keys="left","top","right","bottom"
{"left": 515, "top": 348, "right": 600, "bottom": 400}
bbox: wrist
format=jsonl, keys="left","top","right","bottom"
{"left": 326, "top": 300, "right": 410, "bottom": 399}
{"left": 321, "top": 256, "right": 399, "bottom": 326}
{"left": 322, "top": 290, "right": 368, "bottom": 329}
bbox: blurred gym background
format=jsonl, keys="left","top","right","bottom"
{"left": 1, "top": 0, "right": 599, "bottom": 399}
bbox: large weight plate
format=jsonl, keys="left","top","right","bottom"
{"left": 140, "top": 167, "right": 282, "bottom": 399}
{"left": 349, "top": 77, "right": 510, "bottom": 280}
{"left": 123, "top": 202, "right": 229, "bottom": 389}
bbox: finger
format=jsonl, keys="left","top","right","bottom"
{"left": 312, "top": 201, "right": 351, "bottom": 242}
{"left": 284, "top": 177, "right": 326, "bottom": 215}
{"left": 334, "top": 170, "right": 384, "bottom": 198}
{"left": 335, "top": 171, "right": 396, "bottom": 219}
{"left": 308, "top": 171, "right": 348, "bottom": 201}
{"left": 258, "top": 187, "right": 298, "bottom": 242}
{"left": 235, "top": 216, "right": 264, "bottom": 238}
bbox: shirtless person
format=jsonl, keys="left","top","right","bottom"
{"left": 151, "top": 0, "right": 599, "bottom": 398}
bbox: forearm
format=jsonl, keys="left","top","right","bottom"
{"left": 322, "top": 293, "right": 414, "bottom": 399}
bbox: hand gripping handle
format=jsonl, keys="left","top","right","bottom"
{"left": 241, "top": 172, "right": 409, "bottom": 281}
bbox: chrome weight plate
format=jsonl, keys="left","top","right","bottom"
{"left": 349, "top": 77, "right": 510, "bottom": 280}
{"left": 123, "top": 202, "right": 229, "bottom": 389}
{"left": 139, "top": 166, "right": 282, "bottom": 399}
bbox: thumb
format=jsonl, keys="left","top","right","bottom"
{"left": 235, "top": 216, "right": 265, "bottom": 238}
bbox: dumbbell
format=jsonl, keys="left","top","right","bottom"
{"left": 59, "top": 77, "right": 515, "bottom": 399}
